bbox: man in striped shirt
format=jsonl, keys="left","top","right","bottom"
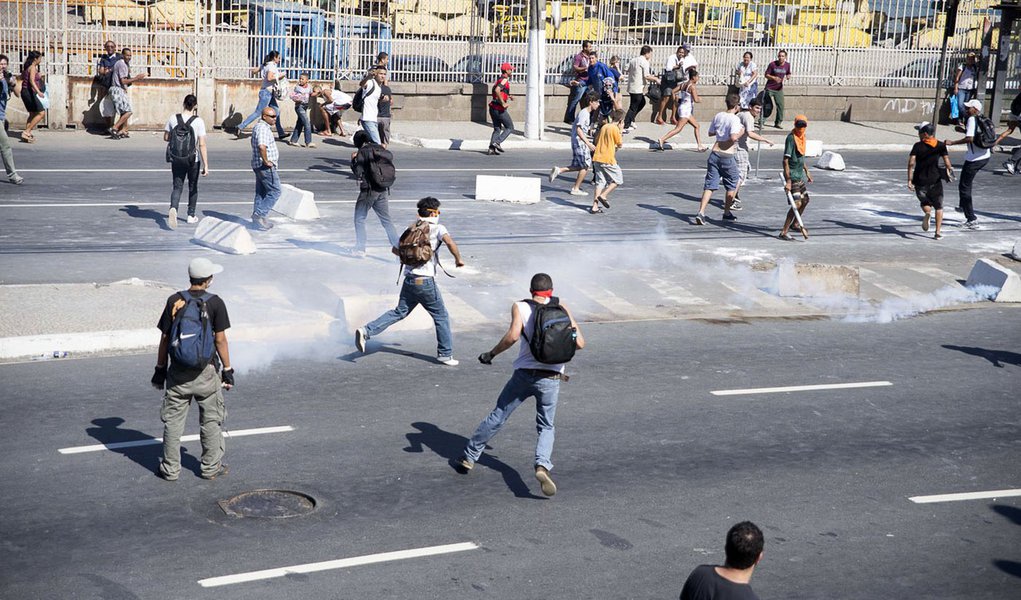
{"left": 250, "top": 107, "right": 281, "bottom": 231}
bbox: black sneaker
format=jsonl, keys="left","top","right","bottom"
{"left": 201, "top": 463, "right": 229, "bottom": 480}
{"left": 694, "top": 213, "right": 706, "bottom": 225}
{"left": 494, "top": 143, "right": 505, "bottom": 154}
{"left": 730, "top": 198, "right": 743, "bottom": 211}
{"left": 454, "top": 456, "right": 474, "bottom": 473}
{"left": 355, "top": 328, "right": 367, "bottom": 353}
{"left": 722, "top": 212, "right": 737, "bottom": 221}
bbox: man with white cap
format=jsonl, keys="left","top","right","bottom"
{"left": 908, "top": 121, "right": 952, "bottom": 240}
{"left": 151, "top": 257, "right": 234, "bottom": 481}
{"left": 946, "top": 98, "right": 990, "bottom": 229}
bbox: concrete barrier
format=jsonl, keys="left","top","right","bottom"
{"left": 776, "top": 263, "right": 860, "bottom": 297}
{"left": 965, "top": 258, "right": 1021, "bottom": 303}
{"left": 475, "top": 175, "right": 541, "bottom": 204}
{"left": 805, "top": 140, "right": 824, "bottom": 157}
{"left": 273, "top": 184, "right": 321, "bottom": 220}
{"left": 1010, "top": 240, "right": 1021, "bottom": 261}
{"left": 816, "top": 150, "right": 845, "bottom": 170}
{"left": 192, "top": 217, "right": 257, "bottom": 255}
{"left": 337, "top": 294, "right": 434, "bottom": 334}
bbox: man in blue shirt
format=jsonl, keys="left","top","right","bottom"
{"left": 0, "top": 54, "right": 24, "bottom": 185}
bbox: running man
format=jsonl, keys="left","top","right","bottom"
{"left": 694, "top": 94, "right": 744, "bottom": 225}
{"left": 907, "top": 122, "right": 952, "bottom": 240}
{"left": 550, "top": 92, "right": 599, "bottom": 196}
{"left": 945, "top": 99, "right": 989, "bottom": 229}
{"left": 778, "top": 115, "right": 813, "bottom": 241}
{"left": 590, "top": 108, "right": 625, "bottom": 214}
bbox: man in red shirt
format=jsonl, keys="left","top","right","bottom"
{"left": 488, "top": 63, "right": 515, "bottom": 156}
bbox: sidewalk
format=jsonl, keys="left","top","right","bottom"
{"left": 391, "top": 120, "right": 944, "bottom": 152}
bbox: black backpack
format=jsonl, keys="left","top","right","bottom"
{"left": 166, "top": 114, "right": 197, "bottom": 166}
{"left": 522, "top": 298, "right": 577, "bottom": 365}
{"left": 168, "top": 291, "right": 216, "bottom": 369}
{"left": 972, "top": 114, "right": 998, "bottom": 149}
{"left": 364, "top": 144, "right": 396, "bottom": 189}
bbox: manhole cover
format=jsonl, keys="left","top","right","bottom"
{"left": 218, "top": 489, "right": 317, "bottom": 518}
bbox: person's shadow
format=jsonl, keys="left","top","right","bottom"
{"left": 86, "top": 417, "right": 200, "bottom": 477}
{"left": 120, "top": 205, "right": 172, "bottom": 231}
{"left": 992, "top": 504, "right": 1021, "bottom": 579}
{"left": 942, "top": 345, "right": 1021, "bottom": 368}
{"left": 403, "top": 421, "right": 546, "bottom": 500}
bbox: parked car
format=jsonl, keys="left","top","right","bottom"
{"left": 387, "top": 54, "right": 451, "bottom": 83}
{"left": 451, "top": 53, "right": 527, "bottom": 83}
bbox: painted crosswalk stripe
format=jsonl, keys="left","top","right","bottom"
{"left": 909, "top": 489, "right": 1021, "bottom": 504}
{"left": 710, "top": 381, "right": 892, "bottom": 396}
{"left": 197, "top": 542, "right": 479, "bottom": 587}
{"left": 57, "top": 425, "right": 295, "bottom": 454}
{"left": 860, "top": 268, "right": 923, "bottom": 299}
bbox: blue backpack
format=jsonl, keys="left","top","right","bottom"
{"left": 169, "top": 291, "right": 216, "bottom": 369}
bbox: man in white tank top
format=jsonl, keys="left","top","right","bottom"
{"left": 456, "top": 273, "right": 585, "bottom": 497}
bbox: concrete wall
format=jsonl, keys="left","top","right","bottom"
{"left": 6, "top": 76, "right": 947, "bottom": 130}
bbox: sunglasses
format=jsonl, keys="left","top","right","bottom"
{"left": 263, "top": 114, "right": 277, "bottom": 119}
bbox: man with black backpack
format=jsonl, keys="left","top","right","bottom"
{"left": 946, "top": 99, "right": 994, "bottom": 230}
{"left": 163, "top": 94, "right": 209, "bottom": 229}
{"left": 456, "top": 273, "right": 585, "bottom": 497}
{"left": 151, "top": 257, "right": 234, "bottom": 481}
{"left": 355, "top": 197, "right": 464, "bottom": 365}
{"left": 350, "top": 130, "right": 398, "bottom": 257}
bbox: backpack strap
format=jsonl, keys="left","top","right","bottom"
{"left": 186, "top": 115, "right": 197, "bottom": 127}
{"left": 176, "top": 114, "right": 185, "bottom": 128}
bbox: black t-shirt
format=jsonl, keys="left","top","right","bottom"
{"left": 909, "top": 140, "right": 949, "bottom": 186}
{"left": 157, "top": 290, "right": 230, "bottom": 335}
{"left": 680, "top": 565, "right": 760, "bottom": 600}
{"left": 378, "top": 85, "right": 392, "bottom": 118}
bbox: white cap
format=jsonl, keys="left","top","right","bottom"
{"left": 963, "top": 99, "right": 983, "bottom": 111}
{"left": 188, "top": 257, "right": 223, "bottom": 279}
{"left": 914, "top": 121, "right": 934, "bottom": 135}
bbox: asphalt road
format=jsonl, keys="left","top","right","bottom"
{"left": 1, "top": 309, "right": 1019, "bottom": 599}
{"left": 1, "top": 135, "right": 1019, "bottom": 287}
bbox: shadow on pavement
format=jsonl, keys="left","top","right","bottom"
{"left": 287, "top": 238, "right": 350, "bottom": 256}
{"left": 120, "top": 205, "right": 172, "bottom": 231}
{"left": 974, "top": 210, "right": 1021, "bottom": 223}
{"left": 403, "top": 421, "right": 546, "bottom": 500}
{"left": 200, "top": 209, "right": 249, "bottom": 227}
{"left": 546, "top": 195, "right": 591, "bottom": 213}
{"left": 824, "top": 219, "right": 916, "bottom": 240}
{"left": 338, "top": 343, "right": 438, "bottom": 365}
{"left": 942, "top": 345, "right": 1021, "bottom": 368}
{"left": 637, "top": 202, "right": 689, "bottom": 223}
{"left": 992, "top": 504, "right": 1021, "bottom": 579}
{"left": 85, "top": 417, "right": 199, "bottom": 477}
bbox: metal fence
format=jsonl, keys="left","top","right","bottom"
{"left": 0, "top": 0, "right": 1012, "bottom": 88}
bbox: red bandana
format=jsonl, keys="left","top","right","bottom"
{"left": 532, "top": 289, "right": 553, "bottom": 298}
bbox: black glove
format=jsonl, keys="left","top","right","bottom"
{"left": 151, "top": 366, "right": 167, "bottom": 389}
{"left": 478, "top": 352, "right": 494, "bottom": 365}
{"left": 221, "top": 368, "right": 235, "bottom": 388}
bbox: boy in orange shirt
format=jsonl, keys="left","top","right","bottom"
{"left": 590, "top": 109, "right": 624, "bottom": 214}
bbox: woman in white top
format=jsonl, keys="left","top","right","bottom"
{"left": 163, "top": 94, "right": 209, "bottom": 228}
{"left": 735, "top": 51, "right": 758, "bottom": 109}
{"left": 237, "top": 51, "right": 286, "bottom": 138}
{"left": 657, "top": 71, "right": 706, "bottom": 152}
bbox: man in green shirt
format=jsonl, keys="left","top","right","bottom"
{"left": 779, "top": 115, "right": 812, "bottom": 241}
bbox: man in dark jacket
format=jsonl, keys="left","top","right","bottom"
{"left": 350, "top": 130, "right": 399, "bottom": 257}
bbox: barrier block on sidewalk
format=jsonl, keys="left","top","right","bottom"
{"left": 805, "top": 139, "right": 824, "bottom": 157}
{"left": 965, "top": 259, "right": 1021, "bottom": 303}
{"left": 816, "top": 151, "right": 845, "bottom": 170}
{"left": 475, "top": 175, "right": 541, "bottom": 204}
{"left": 192, "top": 217, "right": 257, "bottom": 255}
{"left": 776, "top": 263, "right": 859, "bottom": 297}
{"left": 273, "top": 184, "right": 321, "bottom": 220}
{"left": 1010, "top": 240, "right": 1021, "bottom": 261}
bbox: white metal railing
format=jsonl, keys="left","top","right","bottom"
{"left": 0, "top": 0, "right": 1007, "bottom": 88}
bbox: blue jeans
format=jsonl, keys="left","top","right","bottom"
{"left": 564, "top": 82, "right": 588, "bottom": 123}
{"left": 955, "top": 89, "right": 976, "bottom": 122}
{"left": 252, "top": 165, "right": 281, "bottom": 217}
{"left": 361, "top": 120, "right": 382, "bottom": 144}
{"left": 464, "top": 369, "right": 561, "bottom": 470}
{"left": 290, "top": 104, "right": 312, "bottom": 144}
{"left": 365, "top": 275, "right": 452, "bottom": 358}
{"left": 240, "top": 88, "right": 286, "bottom": 137}
{"left": 354, "top": 188, "right": 399, "bottom": 251}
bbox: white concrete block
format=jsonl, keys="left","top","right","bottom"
{"left": 805, "top": 139, "right": 823, "bottom": 157}
{"left": 776, "top": 263, "right": 860, "bottom": 297}
{"left": 192, "top": 217, "right": 257, "bottom": 255}
{"left": 475, "top": 175, "right": 541, "bottom": 204}
{"left": 965, "top": 258, "right": 1021, "bottom": 303}
{"left": 816, "top": 150, "right": 845, "bottom": 171}
{"left": 273, "top": 184, "right": 321, "bottom": 220}
{"left": 337, "top": 294, "right": 434, "bottom": 334}
{"left": 1010, "top": 240, "right": 1021, "bottom": 261}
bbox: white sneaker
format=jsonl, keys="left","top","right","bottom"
{"left": 569, "top": 188, "right": 588, "bottom": 196}
{"left": 167, "top": 207, "right": 177, "bottom": 230}
{"left": 186, "top": 215, "right": 199, "bottom": 224}
{"left": 549, "top": 166, "right": 559, "bottom": 183}
{"left": 437, "top": 356, "right": 459, "bottom": 366}
{"left": 1005, "top": 161, "right": 1016, "bottom": 175}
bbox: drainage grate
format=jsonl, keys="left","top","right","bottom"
{"left": 218, "top": 489, "right": 317, "bottom": 518}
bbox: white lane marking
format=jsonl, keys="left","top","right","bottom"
{"left": 197, "top": 542, "right": 479, "bottom": 587}
{"left": 57, "top": 425, "right": 294, "bottom": 454}
{"left": 909, "top": 489, "right": 1021, "bottom": 504}
{"left": 0, "top": 199, "right": 475, "bottom": 208}
{"left": 710, "top": 381, "right": 893, "bottom": 396}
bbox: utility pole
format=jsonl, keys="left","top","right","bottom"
{"left": 930, "top": 0, "right": 960, "bottom": 134}
{"left": 524, "top": 0, "right": 546, "bottom": 139}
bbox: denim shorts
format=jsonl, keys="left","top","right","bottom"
{"left": 703, "top": 151, "right": 740, "bottom": 191}
{"left": 570, "top": 143, "right": 591, "bottom": 169}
